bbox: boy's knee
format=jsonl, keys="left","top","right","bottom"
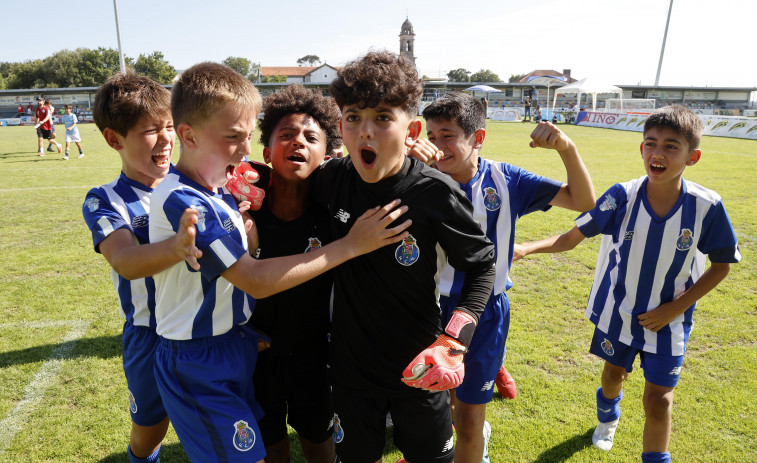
{"left": 643, "top": 389, "right": 673, "bottom": 419}
{"left": 602, "top": 364, "right": 628, "bottom": 385}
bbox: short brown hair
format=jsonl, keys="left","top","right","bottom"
{"left": 64, "top": 104, "right": 72, "bottom": 110}
{"left": 644, "top": 105, "right": 703, "bottom": 150}
{"left": 171, "top": 62, "right": 262, "bottom": 129}
{"left": 93, "top": 71, "right": 171, "bottom": 136}
{"left": 329, "top": 51, "right": 423, "bottom": 116}
{"left": 422, "top": 92, "right": 486, "bottom": 137}
{"left": 259, "top": 84, "right": 342, "bottom": 156}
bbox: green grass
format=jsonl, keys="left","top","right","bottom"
{"left": 0, "top": 121, "right": 755, "bottom": 462}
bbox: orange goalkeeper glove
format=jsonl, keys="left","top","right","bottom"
{"left": 225, "top": 161, "right": 270, "bottom": 211}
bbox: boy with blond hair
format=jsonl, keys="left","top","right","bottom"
{"left": 149, "top": 62, "right": 410, "bottom": 463}
{"left": 82, "top": 71, "right": 201, "bottom": 463}
{"left": 515, "top": 105, "right": 740, "bottom": 463}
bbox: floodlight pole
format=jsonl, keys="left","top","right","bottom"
{"left": 113, "top": 0, "right": 127, "bottom": 74}
{"left": 655, "top": 0, "right": 673, "bottom": 86}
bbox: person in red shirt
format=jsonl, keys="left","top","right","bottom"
{"left": 17, "top": 104, "right": 24, "bottom": 117}
{"left": 34, "top": 98, "right": 61, "bottom": 156}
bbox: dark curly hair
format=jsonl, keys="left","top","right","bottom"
{"left": 259, "top": 84, "right": 342, "bottom": 157}
{"left": 329, "top": 50, "right": 423, "bottom": 116}
{"left": 422, "top": 92, "right": 486, "bottom": 136}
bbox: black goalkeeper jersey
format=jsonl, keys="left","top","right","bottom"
{"left": 311, "top": 156, "right": 495, "bottom": 395}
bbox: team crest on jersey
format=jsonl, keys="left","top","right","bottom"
{"left": 483, "top": 187, "right": 501, "bottom": 211}
{"left": 84, "top": 197, "right": 99, "bottom": 212}
{"left": 132, "top": 214, "right": 148, "bottom": 229}
{"left": 599, "top": 195, "right": 617, "bottom": 212}
{"left": 395, "top": 234, "right": 420, "bottom": 266}
{"left": 600, "top": 338, "right": 615, "bottom": 356}
{"left": 128, "top": 390, "right": 137, "bottom": 414}
{"left": 232, "top": 420, "right": 256, "bottom": 452}
{"left": 305, "top": 237, "right": 322, "bottom": 253}
{"left": 332, "top": 414, "right": 344, "bottom": 443}
{"left": 191, "top": 204, "right": 209, "bottom": 232}
{"left": 676, "top": 228, "right": 693, "bottom": 251}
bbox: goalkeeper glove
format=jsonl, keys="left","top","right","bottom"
{"left": 225, "top": 161, "right": 270, "bottom": 211}
{"left": 401, "top": 310, "right": 476, "bottom": 391}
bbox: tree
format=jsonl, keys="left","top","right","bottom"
{"left": 134, "top": 51, "right": 176, "bottom": 84}
{"left": 223, "top": 57, "right": 252, "bottom": 77}
{"left": 260, "top": 74, "right": 286, "bottom": 83}
{"left": 296, "top": 55, "right": 321, "bottom": 67}
{"left": 469, "top": 69, "right": 501, "bottom": 83}
{"left": 509, "top": 73, "right": 526, "bottom": 83}
{"left": 447, "top": 68, "right": 470, "bottom": 83}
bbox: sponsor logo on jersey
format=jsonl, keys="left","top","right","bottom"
{"left": 132, "top": 214, "right": 148, "bottom": 229}
{"left": 599, "top": 195, "right": 617, "bottom": 212}
{"left": 676, "top": 228, "right": 693, "bottom": 251}
{"left": 395, "top": 234, "right": 420, "bottom": 266}
{"left": 222, "top": 217, "right": 235, "bottom": 233}
{"left": 128, "top": 390, "right": 137, "bottom": 414}
{"left": 669, "top": 366, "right": 682, "bottom": 376}
{"left": 335, "top": 209, "right": 350, "bottom": 223}
{"left": 191, "top": 204, "right": 209, "bottom": 232}
{"left": 483, "top": 187, "right": 501, "bottom": 211}
{"left": 84, "top": 197, "right": 99, "bottom": 212}
{"left": 624, "top": 231, "right": 634, "bottom": 240}
{"left": 332, "top": 414, "right": 344, "bottom": 443}
{"left": 481, "top": 380, "right": 494, "bottom": 391}
{"left": 305, "top": 237, "right": 322, "bottom": 253}
{"left": 601, "top": 338, "right": 615, "bottom": 356}
{"left": 442, "top": 436, "right": 454, "bottom": 453}
{"left": 232, "top": 420, "right": 256, "bottom": 452}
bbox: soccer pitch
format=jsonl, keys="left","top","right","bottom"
{"left": 0, "top": 122, "right": 755, "bottom": 462}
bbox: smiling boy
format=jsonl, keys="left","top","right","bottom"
{"left": 514, "top": 105, "right": 740, "bottom": 463}
{"left": 310, "top": 51, "right": 496, "bottom": 463}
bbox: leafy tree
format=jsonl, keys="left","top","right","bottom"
{"left": 509, "top": 73, "right": 526, "bottom": 83}
{"left": 260, "top": 75, "right": 287, "bottom": 83}
{"left": 78, "top": 47, "right": 131, "bottom": 87}
{"left": 223, "top": 57, "right": 252, "bottom": 77}
{"left": 447, "top": 68, "right": 470, "bottom": 82}
{"left": 469, "top": 69, "right": 501, "bottom": 83}
{"left": 134, "top": 51, "right": 176, "bottom": 84}
{"left": 296, "top": 55, "right": 321, "bottom": 67}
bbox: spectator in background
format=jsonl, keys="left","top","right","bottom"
{"left": 523, "top": 96, "right": 532, "bottom": 122}
{"left": 17, "top": 104, "right": 24, "bottom": 117}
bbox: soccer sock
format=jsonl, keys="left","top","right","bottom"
{"left": 79, "top": 149, "right": 83, "bottom": 154}
{"left": 596, "top": 387, "right": 622, "bottom": 423}
{"left": 127, "top": 444, "right": 161, "bottom": 463}
{"left": 65, "top": 150, "right": 69, "bottom": 155}
{"left": 641, "top": 451, "right": 671, "bottom": 463}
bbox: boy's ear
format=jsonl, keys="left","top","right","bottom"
{"left": 405, "top": 119, "right": 423, "bottom": 147}
{"left": 687, "top": 149, "right": 702, "bottom": 166}
{"left": 176, "top": 123, "right": 196, "bottom": 149}
{"left": 102, "top": 127, "right": 122, "bottom": 150}
{"left": 639, "top": 141, "right": 644, "bottom": 157}
{"left": 473, "top": 128, "right": 486, "bottom": 149}
{"left": 263, "top": 147, "right": 272, "bottom": 164}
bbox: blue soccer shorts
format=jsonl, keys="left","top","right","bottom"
{"left": 154, "top": 324, "right": 266, "bottom": 462}
{"left": 440, "top": 292, "right": 508, "bottom": 404}
{"left": 590, "top": 327, "right": 684, "bottom": 388}
{"left": 122, "top": 321, "right": 167, "bottom": 427}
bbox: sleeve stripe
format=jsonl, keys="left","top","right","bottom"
{"left": 210, "top": 239, "right": 239, "bottom": 268}
{"left": 97, "top": 216, "right": 114, "bottom": 236}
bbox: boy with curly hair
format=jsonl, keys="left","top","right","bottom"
{"left": 313, "top": 51, "right": 496, "bottom": 463}
{"left": 248, "top": 83, "right": 342, "bottom": 463}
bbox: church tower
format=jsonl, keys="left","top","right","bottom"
{"left": 399, "top": 17, "right": 416, "bottom": 67}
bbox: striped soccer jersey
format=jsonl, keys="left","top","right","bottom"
{"left": 438, "top": 158, "right": 562, "bottom": 300}
{"left": 576, "top": 176, "right": 740, "bottom": 356}
{"left": 83, "top": 173, "right": 157, "bottom": 327}
{"left": 149, "top": 167, "right": 255, "bottom": 340}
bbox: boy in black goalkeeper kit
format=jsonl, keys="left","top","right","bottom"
{"left": 312, "top": 51, "right": 495, "bottom": 463}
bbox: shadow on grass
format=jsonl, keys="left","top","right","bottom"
{"left": 0, "top": 334, "right": 121, "bottom": 368}
{"left": 532, "top": 428, "right": 595, "bottom": 463}
{"left": 97, "top": 442, "right": 190, "bottom": 462}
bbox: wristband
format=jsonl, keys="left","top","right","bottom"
{"left": 444, "top": 310, "right": 476, "bottom": 348}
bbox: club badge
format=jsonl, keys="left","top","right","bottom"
{"left": 601, "top": 338, "right": 615, "bottom": 356}
{"left": 395, "top": 234, "right": 420, "bottom": 266}
{"left": 676, "top": 228, "right": 693, "bottom": 251}
{"left": 232, "top": 420, "right": 256, "bottom": 452}
{"left": 483, "top": 187, "right": 501, "bottom": 211}
{"left": 599, "top": 195, "right": 617, "bottom": 212}
{"left": 128, "top": 390, "right": 137, "bottom": 414}
{"left": 305, "top": 237, "right": 322, "bottom": 253}
{"left": 84, "top": 197, "right": 99, "bottom": 212}
{"left": 191, "top": 204, "right": 209, "bottom": 232}
{"left": 333, "top": 414, "right": 344, "bottom": 443}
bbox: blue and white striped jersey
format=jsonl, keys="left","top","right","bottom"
{"left": 576, "top": 176, "right": 740, "bottom": 356}
{"left": 82, "top": 173, "right": 156, "bottom": 328}
{"left": 149, "top": 167, "right": 255, "bottom": 340}
{"left": 438, "top": 158, "right": 562, "bottom": 299}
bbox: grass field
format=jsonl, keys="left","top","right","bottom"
{"left": 0, "top": 121, "right": 755, "bottom": 462}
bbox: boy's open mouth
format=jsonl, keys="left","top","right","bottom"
{"left": 361, "top": 148, "right": 377, "bottom": 166}
{"left": 650, "top": 163, "right": 666, "bottom": 173}
{"left": 287, "top": 153, "right": 306, "bottom": 163}
{"left": 226, "top": 164, "right": 236, "bottom": 181}
{"left": 152, "top": 150, "right": 171, "bottom": 168}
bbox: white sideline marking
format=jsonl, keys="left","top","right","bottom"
{"left": 0, "top": 320, "right": 90, "bottom": 455}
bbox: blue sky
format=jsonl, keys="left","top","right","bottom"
{"left": 3, "top": 0, "right": 756, "bottom": 88}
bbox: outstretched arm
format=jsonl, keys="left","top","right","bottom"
{"left": 100, "top": 208, "right": 202, "bottom": 279}
{"left": 513, "top": 226, "right": 586, "bottom": 262}
{"left": 223, "top": 199, "right": 411, "bottom": 299}
{"left": 529, "top": 121, "right": 595, "bottom": 212}
{"left": 637, "top": 262, "right": 731, "bottom": 332}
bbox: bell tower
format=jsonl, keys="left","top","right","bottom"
{"left": 399, "top": 17, "right": 416, "bottom": 67}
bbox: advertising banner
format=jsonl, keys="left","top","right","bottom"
{"left": 576, "top": 111, "right": 757, "bottom": 140}
{"left": 489, "top": 108, "right": 522, "bottom": 121}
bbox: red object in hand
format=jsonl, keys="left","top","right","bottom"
{"left": 226, "top": 163, "right": 266, "bottom": 211}
{"left": 401, "top": 334, "right": 467, "bottom": 391}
